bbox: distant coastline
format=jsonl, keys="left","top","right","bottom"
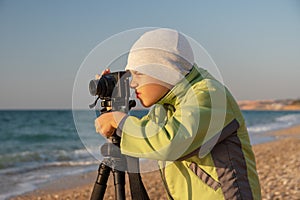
{"left": 238, "top": 98, "right": 300, "bottom": 111}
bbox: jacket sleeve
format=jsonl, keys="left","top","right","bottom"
{"left": 120, "top": 79, "right": 236, "bottom": 160}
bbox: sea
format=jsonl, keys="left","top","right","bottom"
{"left": 1, "top": 109, "right": 300, "bottom": 199}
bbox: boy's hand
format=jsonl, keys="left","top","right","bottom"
{"left": 95, "top": 69, "right": 111, "bottom": 80}
{"left": 95, "top": 111, "right": 127, "bottom": 138}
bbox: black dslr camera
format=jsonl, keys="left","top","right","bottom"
{"left": 89, "top": 71, "right": 135, "bottom": 112}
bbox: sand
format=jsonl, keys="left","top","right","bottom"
{"left": 10, "top": 125, "right": 300, "bottom": 200}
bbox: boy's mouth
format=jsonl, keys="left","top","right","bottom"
{"left": 135, "top": 91, "right": 141, "bottom": 99}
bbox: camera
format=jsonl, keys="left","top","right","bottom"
{"left": 89, "top": 71, "right": 129, "bottom": 99}
{"left": 88, "top": 71, "right": 146, "bottom": 200}
{"left": 89, "top": 71, "right": 134, "bottom": 112}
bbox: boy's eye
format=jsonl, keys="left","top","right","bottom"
{"left": 131, "top": 71, "right": 144, "bottom": 76}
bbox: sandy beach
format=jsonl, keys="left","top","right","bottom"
{"left": 10, "top": 125, "right": 300, "bottom": 200}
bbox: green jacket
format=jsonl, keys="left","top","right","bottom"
{"left": 120, "top": 66, "right": 261, "bottom": 199}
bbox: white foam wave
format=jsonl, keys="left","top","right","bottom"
{"left": 275, "top": 113, "right": 300, "bottom": 124}
{"left": 248, "top": 113, "right": 300, "bottom": 134}
{"left": 0, "top": 157, "right": 99, "bottom": 199}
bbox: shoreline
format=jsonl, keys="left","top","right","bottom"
{"left": 9, "top": 125, "right": 300, "bottom": 200}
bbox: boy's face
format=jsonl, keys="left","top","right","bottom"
{"left": 129, "top": 70, "right": 172, "bottom": 107}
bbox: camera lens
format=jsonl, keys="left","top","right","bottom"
{"left": 89, "top": 75, "right": 117, "bottom": 98}
{"left": 89, "top": 79, "right": 99, "bottom": 96}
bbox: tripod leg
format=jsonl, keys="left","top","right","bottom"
{"left": 126, "top": 156, "right": 150, "bottom": 200}
{"left": 112, "top": 168, "right": 126, "bottom": 200}
{"left": 90, "top": 162, "right": 111, "bottom": 200}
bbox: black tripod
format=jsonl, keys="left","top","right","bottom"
{"left": 89, "top": 71, "right": 149, "bottom": 199}
{"left": 90, "top": 133, "right": 149, "bottom": 200}
{"left": 90, "top": 102, "right": 149, "bottom": 200}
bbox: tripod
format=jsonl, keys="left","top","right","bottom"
{"left": 90, "top": 101, "right": 149, "bottom": 200}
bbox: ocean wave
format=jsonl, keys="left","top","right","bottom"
{"left": 0, "top": 159, "right": 98, "bottom": 200}
{"left": 275, "top": 113, "right": 300, "bottom": 123}
{"left": 0, "top": 148, "right": 95, "bottom": 170}
{"left": 247, "top": 113, "right": 300, "bottom": 134}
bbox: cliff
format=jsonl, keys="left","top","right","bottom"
{"left": 238, "top": 99, "right": 300, "bottom": 111}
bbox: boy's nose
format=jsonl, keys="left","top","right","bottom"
{"left": 130, "top": 79, "right": 138, "bottom": 89}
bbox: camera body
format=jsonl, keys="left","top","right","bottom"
{"left": 89, "top": 71, "right": 133, "bottom": 112}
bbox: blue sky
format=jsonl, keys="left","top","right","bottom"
{"left": 0, "top": 0, "right": 299, "bottom": 109}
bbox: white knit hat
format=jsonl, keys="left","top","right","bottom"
{"left": 125, "top": 28, "right": 194, "bottom": 85}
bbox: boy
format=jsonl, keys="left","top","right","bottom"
{"left": 95, "top": 28, "right": 261, "bottom": 199}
